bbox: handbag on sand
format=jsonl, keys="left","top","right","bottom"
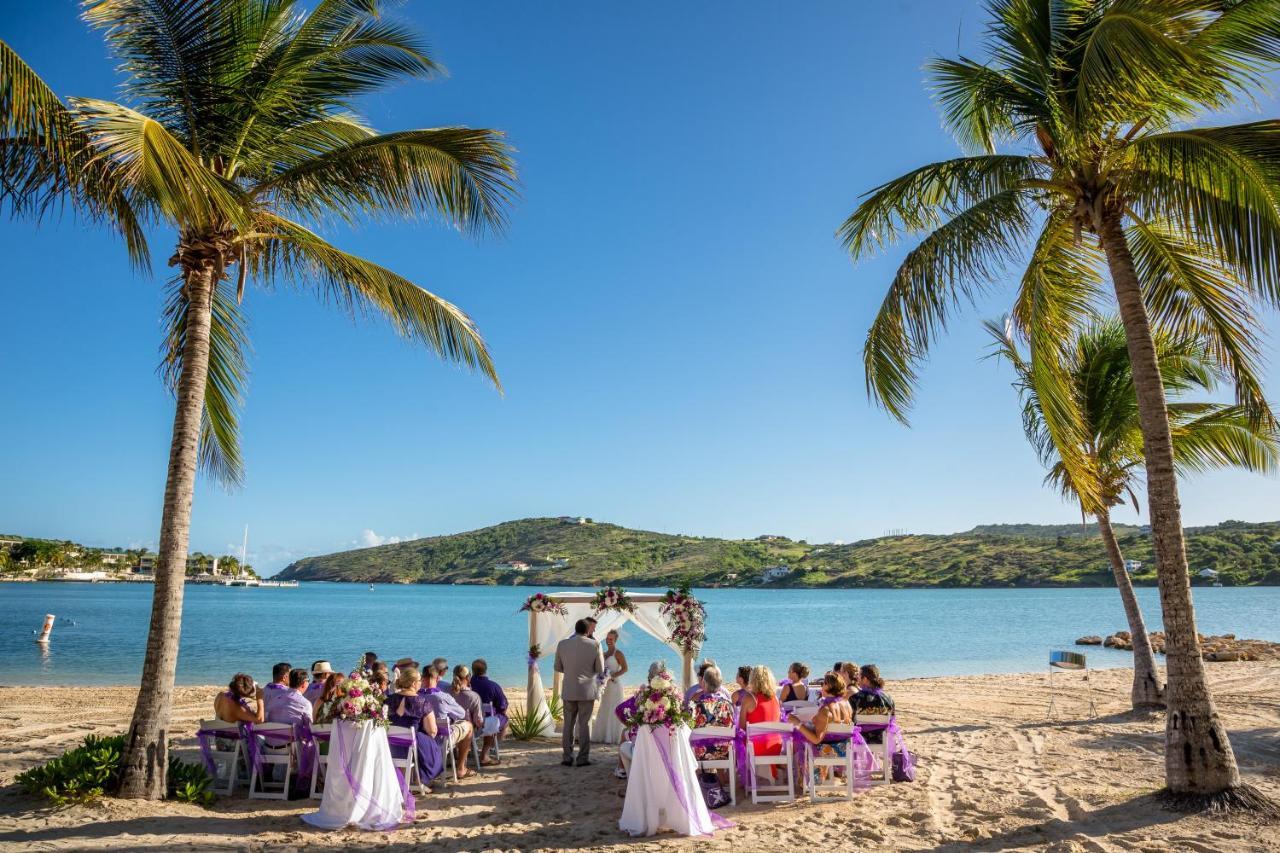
{"left": 697, "top": 771, "right": 731, "bottom": 808}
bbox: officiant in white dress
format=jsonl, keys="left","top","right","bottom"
{"left": 591, "top": 630, "right": 628, "bottom": 743}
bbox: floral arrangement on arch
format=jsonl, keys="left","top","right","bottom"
{"left": 527, "top": 643, "right": 541, "bottom": 667}
{"left": 317, "top": 663, "right": 388, "bottom": 726}
{"left": 660, "top": 583, "right": 706, "bottom": 655}
{"left": 519, "top": 592, "right": 568, "bottom": 616}
{"left": 622, "top": 666, "right": 695, "bottom": 730}
{"left": 591, "top": 585, "right": 636, "bottom": 614}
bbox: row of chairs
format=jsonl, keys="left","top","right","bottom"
{"left": 198, "top": 715, "right": 502, "bottom": 799}
{"left": 689, "top": 713, "right": 895, "bottom": 806}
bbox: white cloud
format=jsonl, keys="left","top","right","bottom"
{"left": 360, "top": 529, "right": 419, "bottom": 548}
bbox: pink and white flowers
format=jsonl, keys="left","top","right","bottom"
{"left": 660, "top": 584, "right": 706, "bottom": 656}
{"left": 591, "top": 585, "right": 636, "bottom": 614}
{"left": 317, "top": 663, "right": 389, "bottom": 726}
{"left": 519, "top": 592, "right": 568, "bottom": 616}
{"left": 622, "top": 665, "right": 694, "bottom": 730}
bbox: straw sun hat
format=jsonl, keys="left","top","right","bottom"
{"left": 311, "top": 661, "right": 334, "bottom": 676}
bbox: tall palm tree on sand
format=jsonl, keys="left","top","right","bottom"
{"left": 840, "top": 0, "right": 1279, "bottom": 808}
{"left": 987, "top": 316, "right": 1278, "bottom": 710}
{"left": 1, "top": 0, "right": 515, "bottom": 798}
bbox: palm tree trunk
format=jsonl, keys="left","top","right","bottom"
{"left": 117, "top": 261, "right": 216, "bottom": 799}
{"left": 1096, "top": 508, "right": 1164, "bottom": 709}
{"left": 1096, "top": 209, "right": 1244, "bottom": 801}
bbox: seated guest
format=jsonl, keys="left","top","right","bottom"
{"left": 450, "top": 665, "right": 485, "bottom": 764}
{"left": 305, "top": 661, "right": 333, "bottom": 708}
{"left": 852, "top": 664, "right": 895, "bottom": 743}
{"left": 386, "top": 667, "right": 444, "bottom": 786}
{"left": 266, "top": 665, "right": 313, "bottom": 726}
{"left": 370, "top": 669, "right": 390, "bottom": 694}
{"left": 214, "top": 673, "right": 264, "bottom": 724}
{"left": 841, "top": 662, "right": 860, "bottom": 699}
{"left": 683, "top": 658, "right": 718, "bottom": 703}
{"left": 431, "top": 657, "right": 452, "bottom": 692}
{"left": 469, "top": 658, "right": 508, "bottom": 766}
{"left": 420, "top": 664, "right": 473, "bottom": 779}
{"left": 263, "top": 662, "right": 293, "bottom": 717}
{"left": 313, "top": 673, "right": 347, "bottom": 723}
{"left": 730, "top": 665, "right": 752, "bottom": 706}
{"left": 737, "top": 665, "right": 782, "bottom": 764}
{"left": 362, "top": 651, "right": 378, "bottom": 675}
{"left": 688, "top": 666, "right": 735, "bottom": 768}
{"left": 393, "top": 657, "right": 419, "bottom": 679}
{"left": 779, "top": 662, "right": 811, "bottom": 703}
{"left": 790, "top": 672, "right": 853, "bottom": 764}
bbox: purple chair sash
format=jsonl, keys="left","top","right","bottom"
{"left": 689, "top": 728, "right": 754, "bottom": 792}
{"left": 650, "top": 730, "right": 732, "bottom": 835}
{"left": 332, "top": 723, "right": 412, "bottom": 829}
{"left": 195, "top": 722, "right": 262, "bottom": 779}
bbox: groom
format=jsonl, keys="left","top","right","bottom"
{"left": 555, "top": 618, "right": 604, "bottom": 766}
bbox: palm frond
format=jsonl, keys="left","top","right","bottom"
{"left": 1169, "top": 404, "right": 1280, "bottom": 475}
{"left": 862, "top": 187, "right": 1036, "bottom": 421}
{"left": 251, "top": 215, "right": 499, "bottom": 389}
{"left": 259, "top": 127, "right": 517, "bottom": 233}
{"left": 160, "top": 271, "right": 250, "bottom": 486}
{"left": 928, "top": 57, "right": 1041, "bottom": 152}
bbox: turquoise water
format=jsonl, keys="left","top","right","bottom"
{"left": 3, "top": 582, "right": 1277, "bottom": 687}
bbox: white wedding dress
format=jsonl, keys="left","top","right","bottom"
{"left": 591, "top": 653, "right": 625, "bottom": 743}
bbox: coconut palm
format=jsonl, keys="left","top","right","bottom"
{"left": 839, "top": 0, "right": 1280, "bottom": 806}
{"left": 1, "top": 0, "right": 515, "bottom": 798}
{"left": 987, "top": 316, "right": 1278, "bottom": 710}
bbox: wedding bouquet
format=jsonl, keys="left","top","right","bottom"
{"left": 317, "top": 664, "right": 389, "bottom": 727}
{"left": 660, "top": 583, "right": 706, "bottom": 655}
{"left": 622, "top": 667, "right": 695, "bottom": 730}
{"left": 519, "top": 592, "right": 568, "bottom": 616}
{"left": 591, "top": 585, "right": 636, "bottom": 614}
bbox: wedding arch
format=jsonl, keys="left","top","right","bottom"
{"left": 521, "top": 586, "right": 706, "bottom": 735}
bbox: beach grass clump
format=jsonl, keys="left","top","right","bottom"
{"left": 507, "top": 708, "right": 552, "bottom": 741}
{"left": 16, "top": 734, "right": 213, "bottom": 806}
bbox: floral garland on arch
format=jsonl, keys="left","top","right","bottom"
{"left": 316, "top": 661, "right": 389, "bottom": 726}
{"left": 519, "top": 592, "right": 568, "bottom": 616}
{"left": 660, "top": 583, "right": 706, "bottom": 656}
{"left": 622, "top": 666, "right": 695, "bottom": 730}
{"left": 591, "top": 585, "right": 636, "bottom": 614}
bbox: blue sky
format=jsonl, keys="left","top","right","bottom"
{"left": 3, "top": 1, "right": 1278, "bottom": 575}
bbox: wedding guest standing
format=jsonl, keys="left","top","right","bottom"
{"left": 386, "top": 667, "right": 444, "bottom": 786}
{"left": 591, "top": 630, "right": 628, "bottom": 744}
{"left": 214, "top": 673, "right": 264, "bottom": 724}
{"left": 469, "top": 658, "right": 508, "bottom": 766}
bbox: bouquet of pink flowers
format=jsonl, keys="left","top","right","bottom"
{"left": 317, "top": 663, "right": 389, "bottom": 726}
{"left": 660, "top": 583, "right": 706, "bottom": 655}
{"left": 622, "top": 666, "right": 694, "bottom": 730}
{"left": 519, "top": 592, "right": 568, "bottom": 616}
{"left": 591, "top": 585, "right": 636, "bottom": 614}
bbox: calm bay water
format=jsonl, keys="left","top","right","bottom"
{"left": 3, "top": 582, "right": 1278, "bottom": 688}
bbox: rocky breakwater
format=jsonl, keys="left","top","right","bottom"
{"left": 1076, "top": 631, "right": 1280, "bottom": 662}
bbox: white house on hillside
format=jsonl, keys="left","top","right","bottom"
{"left": 495, "top": 560, "right": 531, "bottom": 573}
{"left": 1123, "top": 559, "right": 1142, "bottom": 572}
{"left": 761, "top": 565, "right": 792, "bottom": 583}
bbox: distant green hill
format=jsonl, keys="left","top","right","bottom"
{"left": 277, "top": 517, "right": 1280, "bottom": 588}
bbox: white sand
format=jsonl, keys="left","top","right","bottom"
{"left": 2, "top": 664, "right": 1278, "bottom": 851}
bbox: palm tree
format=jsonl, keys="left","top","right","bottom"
{"left": 2, "top": 0, "right": 515, "bottom": 798}
{"left": 839, "top": 0, "right": 1279, "bottom": 807}
{"left": 987, "top": 317, "right": 1278, "bottom": 710}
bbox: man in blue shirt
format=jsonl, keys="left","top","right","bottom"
{"left": 419, "top": 665, "right": 473, "bottom": 778}
{"left": 469, "top": 658, "right": 508, "bottom": 766}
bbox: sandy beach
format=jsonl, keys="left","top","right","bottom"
{"left": 2, "top": 664, "right": 1278, "bottom": 852}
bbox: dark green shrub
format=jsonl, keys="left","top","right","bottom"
{"left": 16, "top": 734, "right": 214, "bottom": 806}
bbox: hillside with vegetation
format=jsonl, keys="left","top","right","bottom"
{"left": 277, "top": 517, "right": 1280, "bottom": 588}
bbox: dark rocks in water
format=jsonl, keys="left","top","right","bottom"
{"left": 1075, "top": 635, "right": 1103, "bottom": 646}
{"left": 1092, "top": 629, "right": 1280, "bottom": 661}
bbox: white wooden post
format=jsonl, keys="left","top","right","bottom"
{"left": 682, "top": 650, "right": 694, "bottom": 694}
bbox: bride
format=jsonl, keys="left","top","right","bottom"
{"left": 591, "top": 629, "right": 628, "bottom": 743}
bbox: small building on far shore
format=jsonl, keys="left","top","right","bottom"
{"left": 761, "top": 565, "right": 792, "bottom": 583}
{"left": 1123, "top": 559, "right": 1142, "bottom": 572}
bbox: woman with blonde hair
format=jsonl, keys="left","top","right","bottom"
{"left": 386, "top": 666, "right": 444, "bottom": 785}
{"left": 737, "top": 665, "right": 782, "bottom": 761}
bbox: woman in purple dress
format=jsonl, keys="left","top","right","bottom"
{"left": 385, "top": 667, "right": 444, "bottom": 785}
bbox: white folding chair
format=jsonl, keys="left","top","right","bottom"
{"left": 746, "top": 722, "right": 795, "bottom": 803}
{"left": 198, "top": 719, "right": 245, "bottom": 796}
{"left": 248, "top": 722, "right": 295, "bottom": 800}
{"left": 444, "top": 724, "right": 460, "bottom": 784}
{"left": 854, "top": 713, "right": 895, "bottom": 786}
{"left": 309, "top": 724, "right": 332, "bottom": 799}
{"left": 689, "top": 725, "right": 737, "bottom": 807}
{"left": 480, "top": 702, "right": 503, "bottom": 762}
{"left": 784, "top": 702, "right": 818, "bottom": 724}
{"left": 387, "top": 725, "right": 427, "bottom": 795}
{"left": 806, "top": 722, "right": 855, "bottom": 802}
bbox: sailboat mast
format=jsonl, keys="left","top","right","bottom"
{"left": 241, "top": 525, "right": 248, "bottom": 575}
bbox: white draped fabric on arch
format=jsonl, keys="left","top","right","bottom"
{"left": 524, "top": 591, "right": 702, "bottom": 737}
